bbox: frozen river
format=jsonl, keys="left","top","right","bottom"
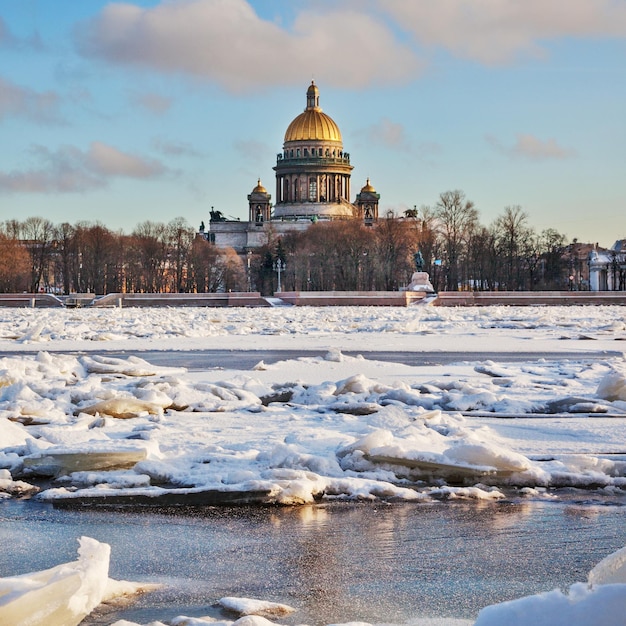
{"left": 2, "top": 305, "right": 626, "bottom": 624}
{"left": 1, "top": 497, "right": 625, "bottom": 625}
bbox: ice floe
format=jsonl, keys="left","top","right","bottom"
{"left": 0, "top": 536, "right": 157, "bottom": 626}
{"left": 0, "top": 345, "right": 625, "bottom": 505}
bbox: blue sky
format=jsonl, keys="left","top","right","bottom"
{"left": 1, "top": 0, "right": 624, "bottom": 246}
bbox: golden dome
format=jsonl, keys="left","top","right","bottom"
{"left": 361, "top": 178, "right": 376, "bottom": 193}
{"left": 252, "top": 178, "right": 267, "bottom": 194}
{"left": 284, "top": 81, "right": 342, "bottom": 143}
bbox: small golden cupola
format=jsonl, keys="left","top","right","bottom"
{"left": 360, "top": 178, "right": 377, "bottom": 193}
{"left": 252, "top": 179, "right": 267, "bottom": 194}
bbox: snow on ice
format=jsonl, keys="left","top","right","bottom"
{"left": 1, "top": 348, "right": 625, "bottom": 504}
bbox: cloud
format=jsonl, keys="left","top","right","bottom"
{"left": 0, "top": 142, "right": 168, "bottom": 194}
{"left": 74, "top": 0, "right": 422, "bottom": 92}
{"left": 72, "top": 0, "right": 626, "bottom": 92}
{"left": 371, "top": 118, "right": 410, "bottom": 150}
{"left": 486, "top": 133, "right": 577, "bottom": 160}
{"left": 234, "top": 139, "right": 271, "bottom": 165}
{"left": 0, "top": 76, "right": 63, "bottom": 124}
{"left": 0, "top": 15, "right": 44, "bottom": 51}
{"left": 131, "top": 91, "right": 173, "bottom": 114}
{"left": 0, "top": 17, "right": 15, "bottom": 47}
{"left": 152, "top": 137, "right": 203, "bottom": 158}
{"left": 86, "top": 141, "right": 167, "bottom": 177}
{"left": 378, "top": 0, "right": 626, "bottom": 64}
{"left": 361, "top": 117, "right": 412, "bottom": 152}
{"left": 0, "top": 145, "right": 103, "bottom": 193}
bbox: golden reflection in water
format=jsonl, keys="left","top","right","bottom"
{"left": 268, "top": 503, "right": 329, "bottom": 528}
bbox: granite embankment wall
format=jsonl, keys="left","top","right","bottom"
{"left": 92, "top": 292, "right": 269, "bottom": 307}
{"left": 275, "top": 291, "right": 428, "bottom": 306}
{"left": 432, "top": 291, "right": 626, "bottom": 306}
{"left": 1, "top": 291, "right": 626, "bottom": 307}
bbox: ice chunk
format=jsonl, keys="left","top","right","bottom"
{"left": 475, "top": 545, "right": 626, "bottom": 625}
{"left": 218, "top": 595, "right": 296, "bottom": 617}
{"left": 324, "top": 348, "right": 344, "bottom": 362}
{"left": 231, "top": 617, "right": 288, "bottom": 626}
{"left": 0, "top": 537, "right": 160, "bottom": 626}
{"left": 24, "top": 444, "right": 149, "bottom": 477}
{"left": 0, "top": 536, "right": 110, "bottom": 626}
{"left": 596, "top": 369, "right": 626, "bottom": 401}
{"left": 474, "top": 582, "right": 626, "bottom": 625}
{"left": 0, "top": 468, "right": 39, "bottom": 496}
{"left": 0, "top": 417, "right": 33, "bottom": 447}
{"left": 589, "top": 545, "right": 626, "bottom": 585}
{"left": 446, "top": 443, "right": 532, "bottom": 473}
{"left": 78, "top": 397, "right": 170, "bottom": 418}
{"left": 80, "top": 354, "right": 167, "bottom": 376}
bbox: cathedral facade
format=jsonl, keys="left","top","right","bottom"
{"left": 206, "top": 81, "right": 379, "bottom": 251}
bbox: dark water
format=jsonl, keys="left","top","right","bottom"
{"left": 1, "top": 498, "right": 625, "bottom": 625}
{"left": 63, "top": 349, "right": 625, "bottom": 370}
{"left": 3, "top": 349, "right": 620, "bottom": 371}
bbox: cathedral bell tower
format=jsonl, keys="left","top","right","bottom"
{"left": 355, "top": 178, "right": 380, "bottom": 225}
{"left": 248, "top": 179, "right": 272, "bottom": 224}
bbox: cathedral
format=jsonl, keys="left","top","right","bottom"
{"left": 205, "top": 81, "right": 380, "bottom": 251}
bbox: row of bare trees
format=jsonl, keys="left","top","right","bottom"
{"left": 252, "top": 218, "right": 418, "bottom": 294}
{"left": 0, "top": 217, "right": 245, "bottom": 294}
{"left": 253, "top": 190, "right": 582, "bottom": 294}
{"left": 427, "top": 191, "right": 571, "bottom": 291}
{"left": 0, "top": 191, "right": 587, "bottom": 295}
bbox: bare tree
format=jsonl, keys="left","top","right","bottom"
{"left": 21, "top": 217, "right": 55, "bottom": 292}
{"left": 520, "top": 231, "right": 543, "bottom": 291}
{"left": 466, "top": 225, "right": 498, "bottom": 290}
{"left": 54, "top": 222, "right": 76, "bottom": 294}
{"left": 73, "top": 222, "right": 117, "bottom": 294}
{"left": 292, "top": 223, "right": 341, "bottom": 291}
{"left": 0, "top": 231, "right": 29, "bottom": 292}
{"left": 373, "top": 213, "right": 417, "bottom": 290}
{"left": 493, "top": 206, "right": 533, "bottom": 290}
{"left": 539, "top": 228, "right": 567, "bottom": 289}
{"left": 131, "top": 221, "right": 168, "bottom": 292}
{"left": 221, "top": 247, "right": 246, "bottom": 292}
{"left": 165, "top": 217, "right": 195, "bottom": 292}
{"left": 188, "top": 237, "right": 244, "bottom": 292}
{"left": 434, "top": 190, "right": 479, "bottom": 290}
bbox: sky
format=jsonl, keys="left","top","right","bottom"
{"left": 0, "top": 0, "right": 625, "bottom": 246}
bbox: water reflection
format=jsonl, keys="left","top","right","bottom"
{"left": 1, "top": 499, "right": 625, "bottom": 625}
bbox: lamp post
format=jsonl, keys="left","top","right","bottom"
{"left": 246, "top": 250, "right": 252, "bottom": 292}
{"left": 273, "top": 259, "right": 286, "bottom": 293}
